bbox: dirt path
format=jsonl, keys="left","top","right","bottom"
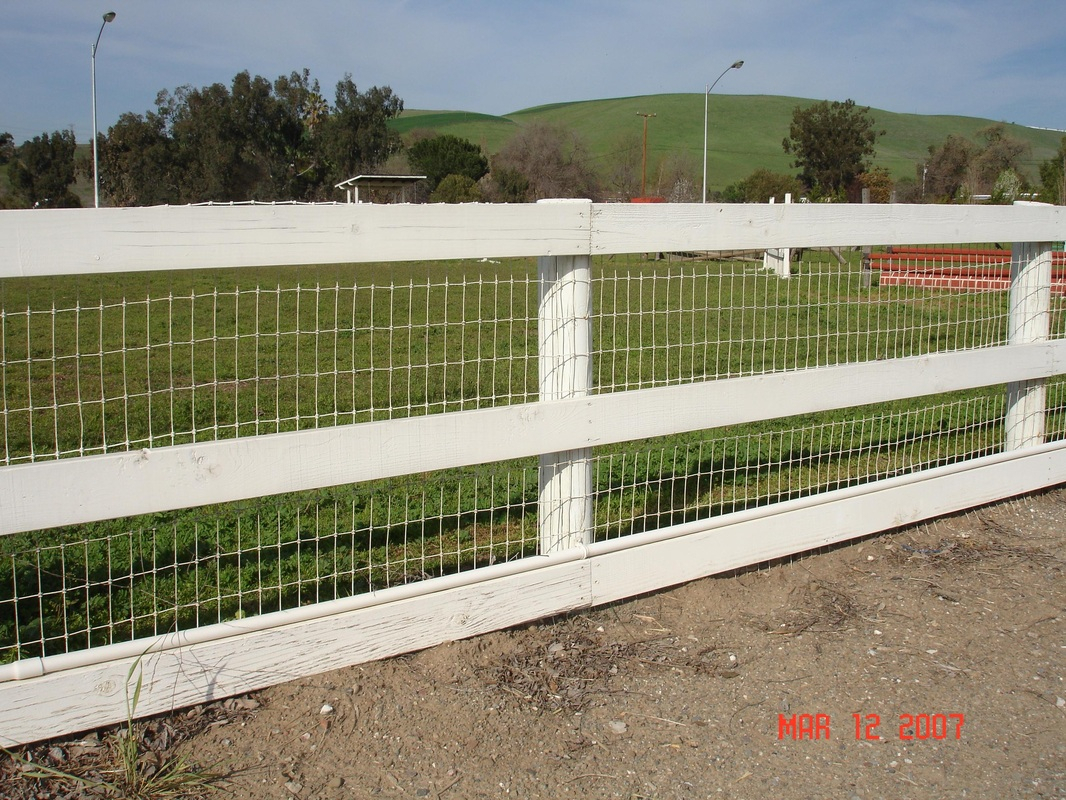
{"left": 6, "top": 489, "right": 1066, "bottom": 799}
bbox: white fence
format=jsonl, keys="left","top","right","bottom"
{"left": 1, "top": 201, "right": 1065, "bottom": 745}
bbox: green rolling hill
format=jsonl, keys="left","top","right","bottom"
{"left": 391, "top": 94, "right": 1065, "bottom": 194}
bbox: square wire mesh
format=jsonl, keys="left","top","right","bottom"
{"left": 592, "top": 247, "right": 1021, "bottom": 393}
{"left": 0, "top": 263, "right": 540, "bottom": 465}
{"left": 1, "top": 243, "right": 1062, "bottom": 664}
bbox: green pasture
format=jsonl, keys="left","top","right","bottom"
{"left": 391, "top": 94, "right": 1066, "bottom": 191}
{"left": 1, "top": 253, "right": 1062, "bottom": 663}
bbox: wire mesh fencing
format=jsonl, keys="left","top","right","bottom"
{"left": 0, "top": 265, "right": 541, "bottom": 465}
{"left": 1, "top": 243, "right": 1061, "bottom": 664}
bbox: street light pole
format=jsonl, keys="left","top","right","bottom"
{"left": 702, "top": 59, "right": 743, "bottom": 203}
{"left": 91, "top": 11, "right": 117, "bottom": 208}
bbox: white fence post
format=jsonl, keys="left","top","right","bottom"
{"left": 762, "top": 194, "right": 792, "bottom": 278}
{"left": 1005, "top": 241, "right": 1053, "bottom": 450}
{"left": 538, "top": 253, "right": 594, "bottom": 553}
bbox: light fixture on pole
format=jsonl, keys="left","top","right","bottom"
{"left": 702, "top": 59, "right": 743, "bottom": 203}
{"left": 91, "top": 11, "right": 117, "bottom": 209}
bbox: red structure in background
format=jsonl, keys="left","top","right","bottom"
{"left": 872, "top": 247, "right": 1066, "bottom": 293}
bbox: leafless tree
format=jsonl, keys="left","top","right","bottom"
{"left": 488, "top": 122, "right": 600, "bottom": 201}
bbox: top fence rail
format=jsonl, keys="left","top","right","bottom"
{"left": 3, "top": 202, "right": 1064, "bottom": 278}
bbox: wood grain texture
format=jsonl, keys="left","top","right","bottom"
{"left": 589, "top": 203, "right": 1066, "bottom": 254}
{"left": 0, "top": 558, "right": 592, "bottom": 747}
{"left": 538, "top": 254, "right": 594, "bottom": 552}
{"left": 1006, "top": 243, "right": 1054, "bottom": 449}
{"left": 4, "top": 203, "right": 1064, "bottom": 278}
{"left": 0, "top": 203, "right": 593, "bottom": 277}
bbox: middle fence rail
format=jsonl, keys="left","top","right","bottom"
{"left": 0, "top": 201, "right": 1064, "bottom": 745}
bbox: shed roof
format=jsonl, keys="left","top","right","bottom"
{"left": 334, "top": 174, "right": 427, "bottom": 204}
{"left": 334, "top": 175, "right": 426, "bottom": 191}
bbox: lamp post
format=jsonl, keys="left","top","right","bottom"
{"left": 91, "top": 11, "right": 117, "bottom": 208}
{"left": 702, "top": 59, "right": 743, "bottom": 203}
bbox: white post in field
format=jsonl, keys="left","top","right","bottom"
{"left": 1005, "top": 241, "right": 1052, "bottom": 450}
{"left": 538, "top": 252, "right": 594, "bottom": 553}
{"left": 779, "top": 193, "right": 792, "bottom": 273}
{"left": 762, "top": 194, "right": 792, "bottom": 278}
{"left": 762, "top": 197, "right": 776, "bottom": 273}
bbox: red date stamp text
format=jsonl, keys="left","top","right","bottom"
{"left": 777, "top": 713, "right": 965, "bottom": 740}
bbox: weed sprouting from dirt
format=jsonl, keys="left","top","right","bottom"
{"left": 0, "top": 669, "right": 252, "bottom": 800}
{"left": 3, "top": 730, "right": 223, "bottom": 800}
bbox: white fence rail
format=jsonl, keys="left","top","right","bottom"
{"left": 1, "top": 201, "right": 1064, "bottom": 745}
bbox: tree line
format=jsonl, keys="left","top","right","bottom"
{"left": 728, "top": 99, "right": 1065, "bottom": 205}
{"left": 101, "top": 69, "right": 403, "bottom": 205}
{"left": 3, "top": 73, "right": 1065, "bottom": 208}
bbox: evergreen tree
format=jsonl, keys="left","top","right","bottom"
{"left": 782, "top": 100, "right": 883, "bottom": 197}
{"left": 407, "top": 134, "right": 488, "bottom": 193}
{"left": 96, "top": 69, "right": 404, "bottom": 205}
{"left": 7, "top": 130, "right": 81, "bottom": 208}
{"left": 1038, "top": 136, "right": 1066, "bottom": 205}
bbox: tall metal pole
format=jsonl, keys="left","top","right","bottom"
{"left": 702, "top": 59, "right": 743, "bottom": 203}
{"left": 92, "top": 12, "right": 117, "bottom": 209}
{"left": 637, "top": 112, "right": 656, "bottom": 197}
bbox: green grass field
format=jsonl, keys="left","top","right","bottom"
{"left": 391, "top": 93, "right": 1066, "bottom": 191}
{"left": 1, "top": 252, "right": 1062, "bottom": 664}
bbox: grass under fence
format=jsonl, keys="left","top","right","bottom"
{"left": 1, "top": 250, "right": 1063, "bottom": 665}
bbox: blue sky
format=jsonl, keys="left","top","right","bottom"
{"left": 3, "top": 0, "right": 1065, "bottom": 146}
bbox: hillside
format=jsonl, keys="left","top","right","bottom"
{"left": 391, "top": 94, "right": 1066, "bottom": 193}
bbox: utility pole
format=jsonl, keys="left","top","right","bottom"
{"left": 637, "top": 112, "right": 656, "bottom": 196}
